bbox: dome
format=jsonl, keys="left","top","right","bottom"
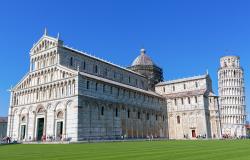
{"left": 131, "top": 49, "right": 154, "bottom": 66}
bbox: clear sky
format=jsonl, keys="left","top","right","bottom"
{"left": 0, "top": 0, "right": 250, "bottom": 120}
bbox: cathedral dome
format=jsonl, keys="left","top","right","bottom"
{"left": 131, "top": 49, "right": 154, "bottom": 66}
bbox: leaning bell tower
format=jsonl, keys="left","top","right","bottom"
{"left": 218, "top": 56, "right": 246, "bottom": 137}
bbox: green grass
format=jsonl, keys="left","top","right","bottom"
{"left": 1, "top": 140, "right": 250, "bottom": 160}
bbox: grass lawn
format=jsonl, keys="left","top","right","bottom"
{"left": 0, "top": 140, "right": 250, "bottom": 160}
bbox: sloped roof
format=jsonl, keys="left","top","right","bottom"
{"left": 79, "top": 71, "right": 163, "bottom": 98}
{"left": 162, "top": 89, "right": 207, "bottom": 99}
{"left": 156, "top": 74, "right": 208, "bottom": 86}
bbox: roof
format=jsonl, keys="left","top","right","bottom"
{"left": 0, "top": 117, "right": 8, "bottom": 123}
{"left": 63, "top": 46, "right": 146, "bottom": 78}
{"left": 131, "top": 49, "right": 154, "bottom": 66}
{"left": 162, "top": 89, "right": 207, "bottom": 99}
{"left": 79, "top": 71, "right": 163, "bottom": 98}
{"left": 156, "top": 74, "right": 208, "bottom": 86}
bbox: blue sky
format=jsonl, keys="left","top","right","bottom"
{"left": 0, "top": 0, "right": 250, "bottom": 119}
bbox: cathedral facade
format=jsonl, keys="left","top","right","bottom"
{"left": 7, "top": 31, "right": 167, "bottom": 142}
{"left": 7, "top": 31, "right": 244, "bottom": 142}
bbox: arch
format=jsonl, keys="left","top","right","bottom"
{"left": 56, "top": 110, "right": 64, "bottom": 119}
{"left": 36, "top": 105, "right": 45, "bottom": 114}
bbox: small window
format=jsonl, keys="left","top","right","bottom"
{"left": 195, "top": 82, "right": 198, "bottom": 88}
{"left": 101, "top": 107, "right": 104, "bottom": 116}
{"left": 174, "top": 99, "right": 177, "bottom": 105}
{"left": 83, "top": 61, "right": 86, "bottom": 70}
{"left": 173, "top": 86, "right": 175, "bottom": 91}
{"left": 188, "top": 97, "right": 191, "bottom": 104}
{"left": 156, "top": 115, "right": 158, "bottom": 121}
{"left": 94, "top": 65, "right": 98, "bottom": 73}
{"left": 95, "top": 82, "right": 98, "bottom": 91}
{"left": 70, "top": 57, "right": 73, "bottom": 66}
{"left": 163, "top": 87, "right": 165, "bottom": 93}
{"left": 117, "top": 88, "right": 120, "bottom": 96}
{"left": 138, "top": 112, "right": 141, "bottom": 119}
{"left": 184, "top": 84, "right": 186, "bottom": 89}
{"left": 181, "top": 98, "right": 184, "bottom": 105}
{"left": 147, "top": 113, "right": 150, "bottom": 120}
{"left": 127, "top": 109, "right": 130, "bottom": 118}
{"left": 103, "top": 84, "right": 106, "bottom": 92}
{"left": 115, "top": 108, "right": 118, "bottom": 117}
{"left": 87, "top": 81, "right": 89, "bottom": 89}
{"left": 104, "top": 68, "right": 108, "bottom": 77}
{"left": 129, "top": 76, "right": 131, "bottom": 83}
{"left": 195, "top": 96, "right": 198, "bottom": 103}
{"left": 110, "top": 86, "right": 113, "bottom": 94}
{"left": 177, "top": 116, "right": 180, "bottom": 124}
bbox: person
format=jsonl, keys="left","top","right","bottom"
{"left": 6, "top": 137, "right": 11, "bottom": 144}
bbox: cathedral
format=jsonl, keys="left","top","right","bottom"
{"left": 6, "top": 30, "right": 246, "bottom": 142}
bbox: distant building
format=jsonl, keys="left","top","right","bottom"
{"left": 155, "top": 74, "right": 221, "bottom": 139}
{"left": 0, "top": 117, "right": 8, "bottom": 138}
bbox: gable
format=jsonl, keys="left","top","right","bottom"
{"left": 30, "top": 35, "right": 63, "bottom": 55}
{"left": 12, "top": 73, "right": 31, "bottom": 91}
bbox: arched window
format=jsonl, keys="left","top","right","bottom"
{"left": 177, "top": 116, "right": 180, "bottom": 124}
{"left": 21, "top": 116, "right": 26, "bottom": 123}
{"left": 57, "top": 111, "right": 64, "bottom": 119}
{"left": 37, "top": 107, "right": 44, "bottom": 113}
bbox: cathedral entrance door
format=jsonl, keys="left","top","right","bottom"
{"left": 56, "top": 121, "right": 63, "bottom": 140}
{"left": 192, "top": 130, "right": 196, "bottom": 138}
{"left": 37, "top": 118, "right": 44, "bottom": 141}
{"left": 20, "top": 125, "right": 26, "bottom": 140}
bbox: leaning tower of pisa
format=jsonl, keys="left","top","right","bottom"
{"left": 218, "top": 56, "right": 246, "bottom": 138}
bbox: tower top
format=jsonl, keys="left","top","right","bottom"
{"left": 140, "top": 48, "right": 146, "bottom": 55}
{"left": 220, "top": 56, "right": 240, "bottom": 68}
